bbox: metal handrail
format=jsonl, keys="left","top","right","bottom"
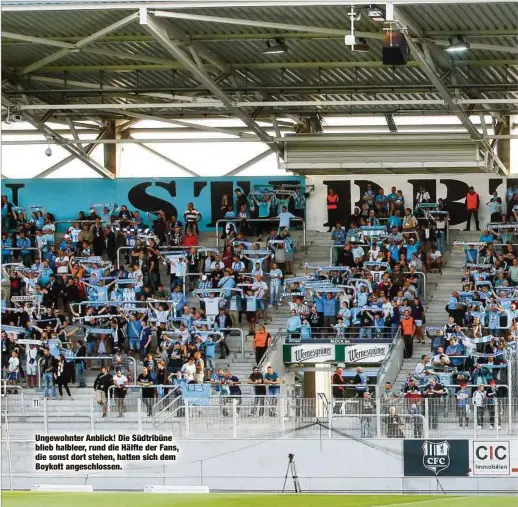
{"left": 116, "top": 244, "right": 217, "bottom": 269}
{"left": 281, "top": 327, "right": 397, "bottom": 341}
{"left": 2, "top": 246, "right": 42, "bottom": 261}
{"left": 0, "top": 382, "right": 25, "bottom": 413}
{"left": 37, "top": 355, "right": 137, "bottom": 388}
{"left": 258, "top": 327, "right": 283, "bottom": 371}
{"left": 215, "top": 217, "right": 306, "bottom": 248}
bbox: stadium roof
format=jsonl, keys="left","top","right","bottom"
{"left": 1, "top": 0, "right": 516, "bottom": 176}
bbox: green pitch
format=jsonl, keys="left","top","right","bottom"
{"left": 2, "top": 493, "right": 516, "bottom": 507}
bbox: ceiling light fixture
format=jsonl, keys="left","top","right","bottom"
{"left": 263, "top": 38, "right": 288, "bottom": 55}
{"left": 445, "top": 35, "right": 470, "bottom": 53}
{"left": 368, "top": 6, "right": 386, "bottom": 22}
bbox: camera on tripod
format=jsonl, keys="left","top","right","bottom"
{"left": 288, "top": 453, "right": 295, "bottom": 462}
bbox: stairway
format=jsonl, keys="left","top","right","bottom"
{"left": 394, "top": 230, "right": 482, "bottom": 389}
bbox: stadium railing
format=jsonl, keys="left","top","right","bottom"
{"left": 215, "top": 218, "right": 306, "bottom": 248}
{"left": 37, "top": 355, "right": 138, "bottom": 388}
{"left": 1, "top": 247, "right": 42, "bottom": 263}
{"left": 282, "top": 327, "right": 397, "bottom": 342}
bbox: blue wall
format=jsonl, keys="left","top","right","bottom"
{"left": 1, "top": 177, "right": 304, "bottom": 231}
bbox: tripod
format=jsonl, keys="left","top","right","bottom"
{"left": 282, "top": 456, "right": 302, "bottom": 493}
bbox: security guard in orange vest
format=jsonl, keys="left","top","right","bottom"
{"left": 465, "top": 186, "right": 480, "bottom": 231}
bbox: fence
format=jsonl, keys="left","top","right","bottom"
{"left": 116, "top": 244, "right": 216, "bottom": 270}
{"left": 282, "top": 326, "right": 397, "bottom": 342}
{"left": 37, "top": 355, "right": 138, "bottom": 388}
{"left": 1, "top": 246, "right": 42, "bottom": 264}
{"left": 215, "top": 218, "right": 306, "bottom": 248}
{"left": 3, "top": 387, "right": 518, "bottom": 439}
{"left": 328, "top": 395, "right": 514, "bottom": 437}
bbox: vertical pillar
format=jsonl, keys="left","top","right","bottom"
{"left": 104, "top": 120, "right": 117, "bottom": 177}
{"left": 497, "top": 118, "right": 511, "bottom": 172}
{"left": 510, "top": 114, "right": 518, "bottom": 174}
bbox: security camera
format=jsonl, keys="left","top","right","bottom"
{"left": 45, "top": 147, "right": 52, "bottom": 157}
{"left": 344, "top": 34, "right": 356, "bottom": 46}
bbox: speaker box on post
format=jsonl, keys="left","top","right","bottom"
{"left": 383, "top": 30, "right": 408, "bottom": 65}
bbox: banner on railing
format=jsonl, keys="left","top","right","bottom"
{"left": 283, "top": 342, "right": 391, "bottom": 364}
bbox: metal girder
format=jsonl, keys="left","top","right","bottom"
{"left": 66, "top": 118, "right": 84, "bottom": 151}
{"left": 16, "top": 12, "right": 138, "bottom": 76}
{"left": 19, "top": 75, "right": 216, "bottom": 105}
{"left": 3, "top": 93, "right": 117, "bottom": 179}
{"left": 395, "top": 26, "right": 508, "bottom": 175}
{"left": 16, "top": 58, "right": 517, "bottom": 74}
{"left": 396, "top": 33, "right": 482, "bottom": 141}
{"left": 221, "top": 149, "right": 272, "bottom": 176}
{"left": 135, "top": 139, "right": 199, "bottom": 177}
{"left": 35, "top": 128, "right": 108, "bottom": 178}
{"left": 139, "top": 8, "right": 282, "bottom": 157}
{"left": 4, "top": 29, "right": 518, "bottom": 46}
{"left": 1, "top": 0, "right": 516, "bottom": 11}
{"left": 109, "top": 109, "right": 253, "bottom": 138}
{"left": 11, "top": 98, "right": 518, "bottom": 112}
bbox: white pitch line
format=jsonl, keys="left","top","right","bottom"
{"left": 372, "top": 497, "right": 465, "bottom": 507}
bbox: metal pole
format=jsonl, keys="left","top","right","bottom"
{"left": 421, "top": 414, "right": 430, "bottom": 439}
{"left": 37, "top": 359, "right": 42, "bottom": 389}
{"left": 507, "top": 359, "right": 513, "bottom": 435}
{"left": 138, "top": 398, "right": 143, "bottom": 434}
{"left": 280, "top": 397, "right": 285, "bottom": 434}
{"left": 107, "top": 385, "right": 114, "bottom": 418}
{"left": 376, "top": 397, "right": 382, "bottom": 438}
{"left": 302, "top": 219, "right": 306, "bottom": 248}
{"left": 43, "top": 398, "right": 48, "bottom": 435}
{"left": 328, "top": 402, "right": 332, "bottom": 438}
{"left": 90, "top": 397, "right": 95, "bottom": 434}
{"left": 216, "top": 220, "right": 222, "bottom": 248}
{"left": 232, "top": 398, "right": 238, "bottom": 438}
{"left": 184, "top": 400, "right": 190, "bottom": 438}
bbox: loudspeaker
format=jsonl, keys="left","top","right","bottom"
{"left": 383, "top": 30, "right": 408, "bottom": 66}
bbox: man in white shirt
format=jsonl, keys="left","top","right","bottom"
{"left": 277, "top": 206, "right": 295, "bottom": 231}
{"left": 198, "top": 291, "right": 224, "bottom": 322}
{"left": 181, "top": 357, "right": 196, "bottom": 381}
{"left": 431, "top": 347, "right": 450, "bottom": 366}
{"left": 414, "top": 354, "right": 430, "bottom": 382}
{"left": 55, "top": 250, "right": 70, "bottom": 274}
{"left": 427, "top": 245, "right": 443, "bottom": 273}
{"left": 252, "top": 274, "right": 269, "bottom": 322}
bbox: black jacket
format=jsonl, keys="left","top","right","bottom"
{"left": 93, "top": 372, "right": 113, "bottom": 394}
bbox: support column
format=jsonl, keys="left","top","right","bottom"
{"left": 497, "top": 118, "right": 511, "bottom": 172}
{"left": 104, "top": 121, "right": 117, "bottom": 177}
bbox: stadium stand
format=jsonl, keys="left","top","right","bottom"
{"left": 2, "top": 180, "right": 516, "bottom": 441}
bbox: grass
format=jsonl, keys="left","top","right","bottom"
{"left": 2, "top": 493, "right": 516, "bottom": 507}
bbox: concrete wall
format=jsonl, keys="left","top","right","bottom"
{"left": 305, "top": 174, "right": 511, "bottom": 232}
{"left": 3, "top": 438, "right": 518, "bottom": 493}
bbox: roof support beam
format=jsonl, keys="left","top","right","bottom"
{"left": 17, "top": 12, "right": 138, "bottom": 76}
{"left": 11, "top": 98, "right": 518, "bottom": 112}
{"left": 109, "top": 109, "right": 252, "bottom": 138}
{"left": 135, "top": 139, "right": 199, "bottom": 177}
{"left": 2, "top": 93, "right": 117, "bottom": 179}
{"left": 35, "top": 128, "right": 108, "bottom": 178}
{"left": 221, "top": 149, "right": 272, "bottom": 177}
{"left": 139, "top": 8, "right": 281, "bottom": 157}
{"left": 395, "top": 18, "right": 508, "bottom": 175}
{"left": 18, "top": 58, "right": 517, "bottom": 74}
{"left": 66, "top": 118, "right": 84, "bottom": 151}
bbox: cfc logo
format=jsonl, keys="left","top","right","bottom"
{"left": 473, "top": 441, "right": 510, "bottom": 476}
